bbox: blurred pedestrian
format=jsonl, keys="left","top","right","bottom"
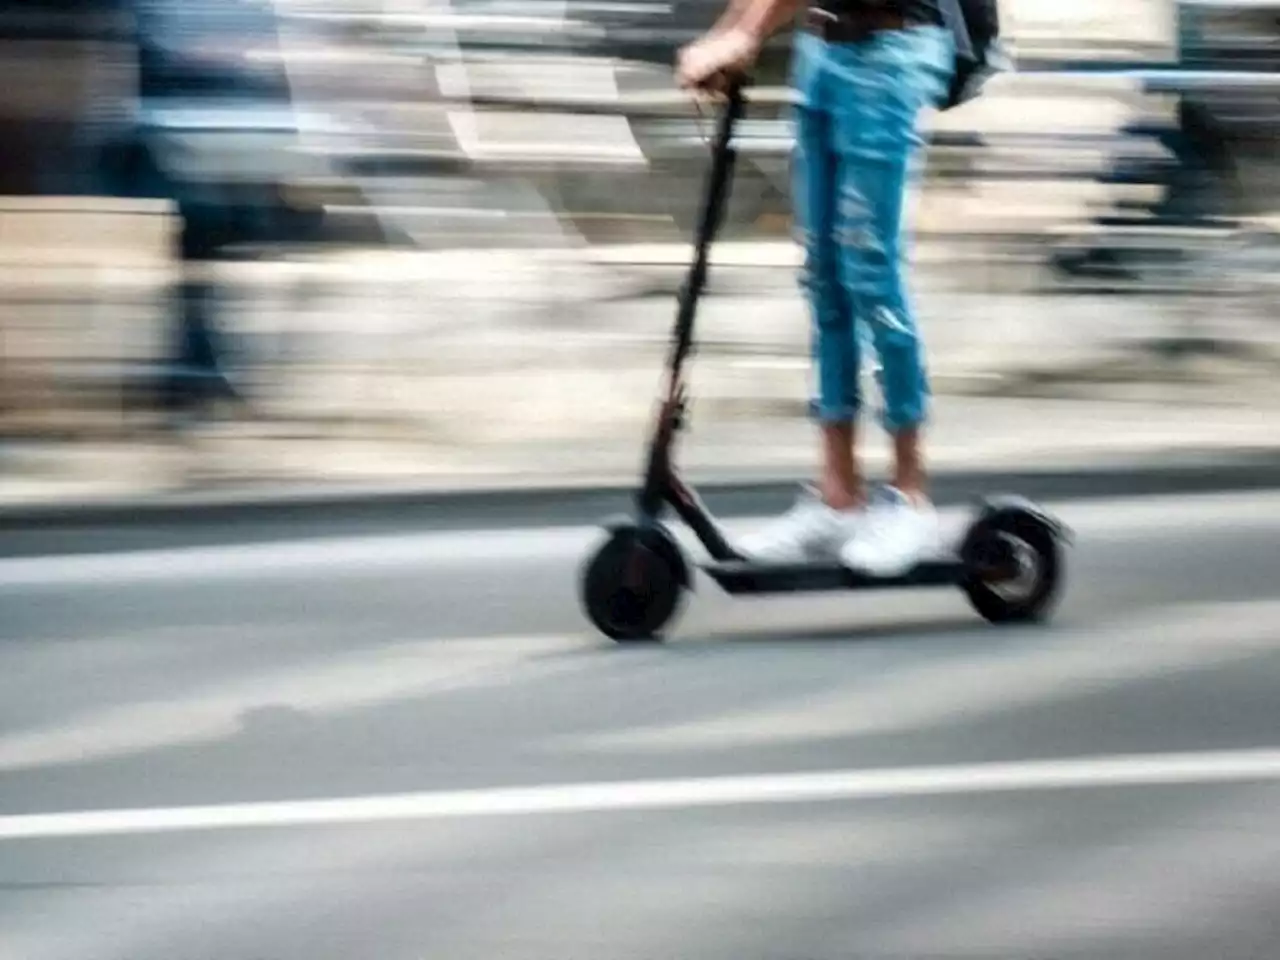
{"left": 91, "top": 0, "right": 304, "bottom": 422}
{"left": 677, "top": 0, "right": 985, "bottom": 576}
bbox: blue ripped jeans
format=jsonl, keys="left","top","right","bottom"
{"left": 790, "top": 26, "right": 953, "bottom": 431}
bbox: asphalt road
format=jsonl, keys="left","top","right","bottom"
{"left": 2, "top": 490, "right": 1280, "bottom": 960}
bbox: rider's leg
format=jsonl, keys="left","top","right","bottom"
{"left": 737, "top": 32, "right": 865, "bottom": 562}
{"left": 825, "top": 25, "right": 953, "bottom": 575}
{"left": 799, "top": 75, "right": 865, "bottom": 513}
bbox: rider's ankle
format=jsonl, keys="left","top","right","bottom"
{"left": 820, "top": 479, "right": 865, "bottom": 512}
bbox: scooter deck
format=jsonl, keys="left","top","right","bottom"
{"left": 701, "top": 557, "right": 964, "bottom": 595}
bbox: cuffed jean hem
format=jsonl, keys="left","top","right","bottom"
{"left": 808, "top": 399, "right": 861, "bottom": 425}
{"left": 809, "top": 399, "right": 929, "bottom": 433}
{"left": 879, "top": 406, "right": 929, "bottom": 434}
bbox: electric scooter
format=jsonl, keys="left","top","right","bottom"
{"left": 579, "top": 81, "right": 1068, "bottom": 643}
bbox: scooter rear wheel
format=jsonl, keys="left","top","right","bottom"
{"left": 960, "top": 511, "right": 1063, "bottom": 624}
{"left": 581, "top": 525, "right": 685, "bottom": 643}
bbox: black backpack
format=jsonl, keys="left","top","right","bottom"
{"left": 939, "top": 0, "right": 1008, "bottom": 111}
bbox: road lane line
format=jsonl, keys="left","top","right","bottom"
{"left": 4, "top": 748, "right": 1280, "bottom": 841}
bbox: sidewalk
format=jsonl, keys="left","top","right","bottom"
{"left": 3, "top": 389, "right": 1278, "bottom": 510}
{"left": 2, "top": 244, "right": 1277, "bottom": 511}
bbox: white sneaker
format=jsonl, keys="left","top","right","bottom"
{"left": 738, "top": 486, "right": 862, "bottom": 564}
{"left": 840, "top": 486, "right": 940, "bottom": 577}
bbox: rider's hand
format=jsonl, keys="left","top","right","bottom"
{"left": 676, "top": 27, "right": 759, "bottom": 94}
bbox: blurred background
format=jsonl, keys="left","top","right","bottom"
{"left": 0, "top": 0, "right": 1277, "bottom": 498}
{"left": 3, "top": 6, "right": 1280, "bottom": 957}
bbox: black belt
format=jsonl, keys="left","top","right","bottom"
{"left": 804, "top": 4, "right": 909, "bottom": 43}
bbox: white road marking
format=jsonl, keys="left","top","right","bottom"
{"left": 4, "top": 748, "right": 1280, "bottom": 841}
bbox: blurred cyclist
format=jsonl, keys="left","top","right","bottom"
{"left": 676, "top": 0, "right": 972, "bottom": 576}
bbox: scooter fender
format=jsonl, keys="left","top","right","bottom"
{"left": 971, "top": 495, "right": 1073, "bottom": 546}
{"left": 599, "top": 515, "right": 694, "bottom": 590}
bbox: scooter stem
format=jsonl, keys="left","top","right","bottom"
{"left": 668, "top": 80, "right": 749, "bottom": 379}
{"left": 638, "top": 80, "right": 749, "bottom": 521}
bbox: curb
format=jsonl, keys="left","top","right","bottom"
{"left": 2, "top": 449, "right": 1279, "bottom": 558}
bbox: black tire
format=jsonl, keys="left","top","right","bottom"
{"left": 961, "top": 512, "right": 1063, "bottom": 625}
{"left": 580, "top": 526, "right": 686, "bottom": 643}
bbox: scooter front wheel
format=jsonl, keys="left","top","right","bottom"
{"left": 580, "top": 525, "right": 686, "bottom": 643}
